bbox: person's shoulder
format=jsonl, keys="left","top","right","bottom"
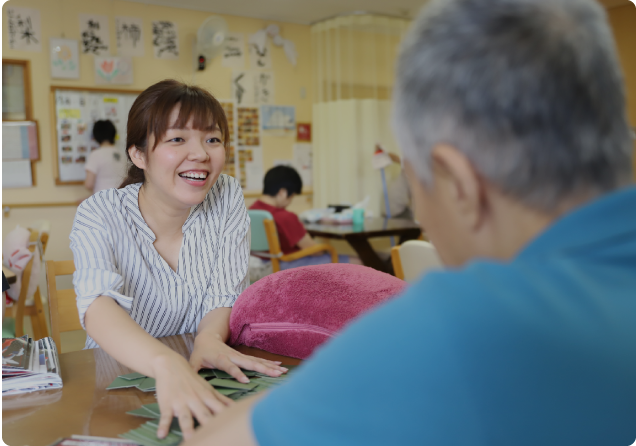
{"left": 206, "top": 174, "right": 242, "bottom": 201}
{"left": 76, "top": 184, "right": 139, "bottom": 225}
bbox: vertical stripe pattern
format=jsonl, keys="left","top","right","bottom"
{"left": 70, "top": 175, "right": 250, "bottom": 349}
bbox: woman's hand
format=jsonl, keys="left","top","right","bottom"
{"left": 152, "top": 353, "right": 232, "bottom": 440}
{"left": 190, "top": 332, "right": 287, "bottom": 383}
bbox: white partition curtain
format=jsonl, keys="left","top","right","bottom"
{"left": 311, "top": 15, "right": 410, "bottom": 215}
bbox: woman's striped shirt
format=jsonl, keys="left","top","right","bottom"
{"left": 70, "top": 175, "right": 250, "bottom": 349}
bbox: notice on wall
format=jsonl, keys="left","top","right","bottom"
{"left": 6, "top": 6, "right": 42, "bottom": 52}
{"left": 237, "top": 146, "right": 263, "bottom": 191}
{"left": 237, "top": 106, "right": 260, "bottom": 146}
{"left": 116, "top": 16, "right": 144, "bottom": 57}
{"left": 219, "top": 101, "right": 237, "bottom": 178}
{"left": 293, "top": 143, "right": 313, "bottom": 188}
{"left": 222, "top": 33, "right": 245, "bottom": 69}
{"left": 152, "top": 21, "right": 179, "bottom": 59}
{"left": 2, "top": 159, "right": 33, "bottom": 189}
{"left": 54, "top": 89, "right": 137, "bottom": 182}
{"left": 79, "top": 14, "right": 110, "bottom": 55}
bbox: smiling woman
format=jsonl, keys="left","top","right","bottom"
{"left": 69, "top": 79, "right": 288, "bottom": 441}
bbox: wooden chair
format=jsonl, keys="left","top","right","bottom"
{"left": 4, "top": 225, "right": 50, "bottom": 339}
{"left": 391, "top": 240, "right": 442, "bottom": 282}
{"left": 45, "top": 260, "right": 81, "bottom": 352}
{"left": 248, "top": 210, "right": 339, "bottom": 273}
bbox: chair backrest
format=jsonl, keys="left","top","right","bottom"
{"left": 391, "top": 240, "right": 442, "bottom": 282}
{"left": 45, "top": 260, "right": 81, "bottom": 352}
{"left": 248, "top": 210, "right": 274, "bottom": 252}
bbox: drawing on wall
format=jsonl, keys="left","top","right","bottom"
{"left": 79, "top": 14, "right": 110, "bottom": 55}
{"left": 152, "top": 21, "right": 179, "bottom": 59}
{"left": 254, "top": 72, "right": 275, "bottom": 104}
{"left": 94, "top": 57, "right": 133, "bottom": 84}
{"left": 237, "top": 106, "right": 260, "bottom": 146}
{"left": 222, "top": 32, "right": 245, "bottom": 69}
{"left": 50, "top": 38, "right": 79, "bottom": 79}
{"left": 232, "top": 71, "right": 255, "bottom": 105}
{"left": 261, "top": 105, "right": 296, "bottom": 131}
{"left": 116, "top": 17, "right": 144, "bottom": 57}
{"left": 6, "top": 7, "right": 42, "bottom": 52}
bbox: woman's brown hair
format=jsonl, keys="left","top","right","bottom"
{"left": 119, "top": 79, "right": 230, "bottom": 188}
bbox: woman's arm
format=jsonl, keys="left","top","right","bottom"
{"left": 85, "top": 296, "right": 231, "bottom": 440}
{"left": 189, "top": 307, "right": 287, "bottom": 383}
{"left": 84, "top": 170, "right": 96, "bottom": 192}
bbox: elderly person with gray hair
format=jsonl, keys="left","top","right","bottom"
{"left": 186, "top": 0, "right": 636, "bottom": 444}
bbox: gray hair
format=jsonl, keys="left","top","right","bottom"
{"left": 392, "top": 0, "right": 633, "bottom": 211}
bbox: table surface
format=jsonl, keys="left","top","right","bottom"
{"left": 3, "top": 266, "right": 17, "bottom": 285}
{"left": 2, "top": 335, "right": 301, "bottom": 446}
{"left": 305, "top": 217, "right": 421, "bottom": 238}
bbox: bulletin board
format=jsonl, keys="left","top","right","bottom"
{"left": 50, "top": 86, "right": 142, "bottom": 185}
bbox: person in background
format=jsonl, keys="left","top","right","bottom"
{"left": 385, "top": 151, "right": 413, "bottom": 220}
{"left": 185, "top": 0, "right": 636, "bottom": 444}
{"left": 250, "top": 165, "right": 361, "bottom": 269}
{"left": 84, "top": 120, "right": 126, "bottom": 194}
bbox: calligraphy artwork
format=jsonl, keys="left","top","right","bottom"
{"left": 222, "top": 33, "right": 245, "bottom": 69}
{"left": 6, "top": 7, "right": 42, "bottom": 52}
{"left": 50, "top": 38, "right": 80, "bottom": 79}
{"left": 249, "top": 40, "right": 272, "bottom": 70}
{"left": 231, "top": 71, "right": 255, "bottom": 105}
{"left": 152, "top": 21, "right": 179, "bottom": 59}
{"left": 254, "top": 72, "right": 275, "bottom": 105}
{"left": 79, "top": 14, "right": 110, "bottom": 55}
{"left": 116, "top": 17, "right": 144, "bottom": 57}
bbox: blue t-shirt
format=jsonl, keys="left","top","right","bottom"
{"left": 252, "top": 187, "right": 636, "bottom": 446}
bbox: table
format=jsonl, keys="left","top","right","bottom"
{"left": 305, "top": 217, "right": 422, "bottom": 274}
{"left": 2, "top": 334, "right": 301, "bottom": 446}
{"left": 3, "top": 266, "right": 16, "bottom": 285}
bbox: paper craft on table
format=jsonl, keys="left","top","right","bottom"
{"left": 50, "top": 38, "right": 79, "bottom": 79}
{"left": 222, "top": 32, "right": 245, "bottom": 69}
{"left": 116, "top": 16, "right": 144, "bottom": 57}
{"left": 95, "top": 56, "right": 134, "bottom": 85}
{"left": 79, "top": 14, "right": 110, "bottom": 55}
{"left": 152, "top": 21, "right": 179, "bottom": 59}
{"left": 6, "top": 7, "right": 42, "bottom": 52}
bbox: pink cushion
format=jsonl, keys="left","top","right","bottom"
{"left": 229, "top": 264, "right": 406, "bottom": 359}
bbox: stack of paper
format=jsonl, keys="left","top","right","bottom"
{"left": 110, "top": 366, "right": 298, "bottom": 446}
{"left": 2, "top": 335, "right": 62, "bottom": 395}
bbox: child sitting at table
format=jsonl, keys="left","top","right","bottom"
{"left": 250, "top": 165, "right": 361, "bottom": 269}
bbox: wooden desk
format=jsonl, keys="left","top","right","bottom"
{"left": 305, "top": 217, "right": 422, "bottom": 274}
{"left": 3, "top": 266, "right": 17, "bottom": 285}
{"left": 2, "top": 334, "right": 301, "bottom": 446}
